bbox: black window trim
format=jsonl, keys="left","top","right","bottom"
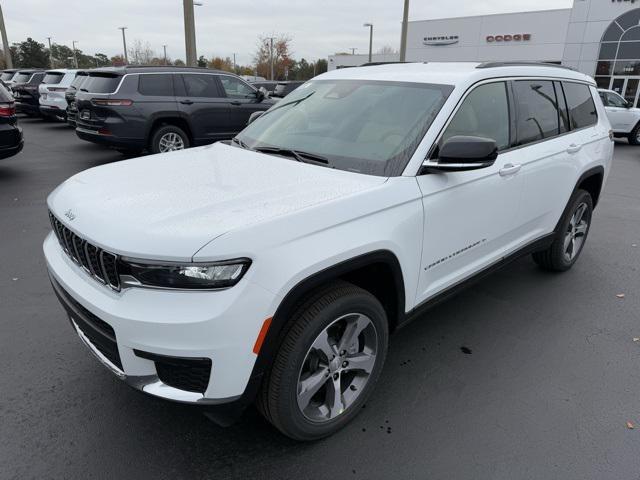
{"left": 426, "top": 76, "right": 600, "bottom": 166}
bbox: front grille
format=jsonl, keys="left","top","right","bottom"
{"left": 52, "top": 278, "right": 123, "bottom": 370}
{"left": 134, "top": 350, "right": 212, "bottom": 394}
{"left": 49, "top": 211, "right": 121, "bottom": 291}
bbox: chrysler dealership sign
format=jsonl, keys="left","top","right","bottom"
{"left": 423, "top": 35, "right": 459, "bottom": 46}
{"left": 487, "top": 33, "right": 532, "bottom": 42}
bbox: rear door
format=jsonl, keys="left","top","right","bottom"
{"left": 136, "top": 73, "right": 178, "bottom": 137}
{"left": 176, "top": 73, "right": 230, "bottom": 143}
{"left": 217, "top": 74, "right": 267, "bottom": 134}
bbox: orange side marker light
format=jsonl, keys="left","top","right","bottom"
{"left": 253, "top": 317, "right": 272, "bottom": 354}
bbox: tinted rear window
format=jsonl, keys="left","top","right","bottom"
{"left": 13, "top": 73, "right": 32, "bottom": 84}
{"left": 0, "top": 72, "right": 15, "bottom": 81}
{"left": 513, "top": 80, "right": 560, "bottom": 145}
{"left": 138, "top": 74, "right": 174, "bottom": 96}
{"left": 562, "top": 82, "right": 598, "bottom": 129}
{"left": 42, "top": 73, "right": 64, "bottom": 85}
{"left": 70, "top": 74, "right": 87, "bottom": 89}
{"left": 81, "top": 75, "right": 121, "bottom": 93}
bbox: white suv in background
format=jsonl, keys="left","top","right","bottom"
{"left": 598, "top": 88, "right": 640, "bottom": 144}
{"left": 44, "top": 62, "right": 613, "bottom": 440}
{"left": 39, "top": 69, "right": 80, "bottom": 121}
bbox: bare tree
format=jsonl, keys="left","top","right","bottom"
{"left": 377, "top": 45, "right": 398, "bottom": 55}
{"left": 128, "top": 39, "right": 156, "bottom": 65}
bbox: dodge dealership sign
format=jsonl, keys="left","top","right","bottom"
{"left": 486, "top": 33, "right": 532, "bottom": 42}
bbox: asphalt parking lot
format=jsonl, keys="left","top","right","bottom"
{"left": 1, "top": 117, "right": 639, "bottom": 480}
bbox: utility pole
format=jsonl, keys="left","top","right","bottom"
{"left": 233, "top": 53, "right": 236, "bottom": 73}
{"left": 118, "top": 27, "right": 128, "bottom": 64}
{"left": 350, "top": 48, "right": 357, "bottom": 55}
{"left": 183, "top": 0, "right": 197, "bottom": 66}
{"left": 399, "top": 0, "right": 410, "bottom": 62}
{"left": 265, "top": 37, "right": 276, "bottom": 80}
{"left": 364, "top": 23, "right": 373, "bottom": 63}
{"left": 0, "top": 5, "right": 12, "bottom": 68}
{"left": 72, "top": 40, "right": 79, "bottom": 68}
{"left": 47, "top": 37, "right": 54, "bottom": 68}
{"left": 163, "top": 45, "right": 168, "bottom": 65}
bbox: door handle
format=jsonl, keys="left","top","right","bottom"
{"left": 230, "top": 101, "right": 242, "bottom": 106}
{"left": 180, "top": 99, "right": 193, "bottom": 105}
{"left": 566, "top": 143, "right": 582, "bottom": 154}
{"left": 499, "top": 163, "right": 521, "bottom": 177}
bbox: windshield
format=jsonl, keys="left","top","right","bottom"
{"left": 236, "top": 79, "right": 453, "bottom": 176}
{"left": 13, "top": 73, "right": 33, "bottom": 84}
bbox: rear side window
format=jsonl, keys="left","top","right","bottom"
{"left": 513, "top": 80, "right": 559, "bottom": 145}
{"left": 82, "top": 75, "right": 121, "bottom": 93}
{"left": 440, "top": 82, "right": 510, "bottom": 150}
{"left": 182, "top": 74, "right": 220, "bottom": 98}
{"left": 42, "top": 73, "right": 64, "bottom": 84}
{"left": 562, "top": 83, "right": 598, "bottom": 129}
{"left": 0, "top": 83, "right": 13, "bottom": 102}
{"left": 13, "top": 73, "right": 32, "bottom": 84}
{"left": 138, "top": 74, "right": 174, "bottom": 96}
{"left": 1, "top": 72, "right": 15, "bottom": 81}
{"left": 70, "top": 74, "right": 87, "bottom": 89}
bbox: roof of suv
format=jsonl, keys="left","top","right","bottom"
{"left": 320, "top": 62, "right": 595, "bottom": 87}
{"left": 88, "top": 66, "right": 228, "bottom": 76}
{"left": 44, "top": 69, "right": 80, "bottom": 74}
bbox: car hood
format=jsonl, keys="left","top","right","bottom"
{"left": 48, "top": 142, "right": 387, "bottom": 261}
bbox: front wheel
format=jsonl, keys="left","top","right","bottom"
{"left": 150, "top": 125, "right": 190, "bottom": 154}
{"left": 258, "top": 281, "right": 388, "bottom": 441}
{"left": 532, "top": 189, "right": 593, "bottom": 271}
{"left": 628, "top": 124, "right": 640, "bottom": 146}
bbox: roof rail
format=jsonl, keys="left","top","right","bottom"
{"left": 360, "top": 61, "right": 413, "bottom": 67}
{"left": 476, "top": 61, "right": 575, "bottom": 71}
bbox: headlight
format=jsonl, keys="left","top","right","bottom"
{"left": 119, "top": 258, "right": 251, "bottom": 290}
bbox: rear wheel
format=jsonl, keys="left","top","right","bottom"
{"left": 258, "top": 281, "right": 388, "bottom": 441}
{"left": 532, "top": 189, "right": 593, "bottom": 271}
{"left": 150, "top": 125, "right": 190, "bottom": 154}
{"left": 628, "top": 124, "right": 640, "bottom": 145}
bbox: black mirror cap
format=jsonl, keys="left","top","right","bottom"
{"left": 439, "top": 135, "right": 498, "bottom": 164}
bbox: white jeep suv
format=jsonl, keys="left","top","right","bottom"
{"left": 39, "top": 69, "right": 80, "bottom": 121}
{"left": 44, "top": 62, "right": 613, "bottom": 440}
{"left": 598, "top": 88, "right": 640, "bottom": 144}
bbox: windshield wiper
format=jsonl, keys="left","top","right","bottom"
{"left": 79, "top": 88, "right": 88, "bottom": 92}
{"left": 253, "top": 146, "right": 330, "bottom": 165}
{"left": 259, "top": 91, "right": 315, "bottom": 119}
{"left": 231, "top": 136, "right": 251, "bottom": 150}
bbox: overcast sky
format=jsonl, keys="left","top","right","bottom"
{"left": 3, "top": 0, "right": 573, "bottom": 65}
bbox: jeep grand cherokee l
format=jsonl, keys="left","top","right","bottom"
{"left": 74, "top": 66, "right": 274, "bottom": 154}
{"left": 45, "top": 62, "right": 613, "bottom": 440}
{"left": 12, "top": 70, "right": 45, "bottom": 115}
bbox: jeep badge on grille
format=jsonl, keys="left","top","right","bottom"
{"left": 64, "top": 209, "right": 76, "bottom": 221}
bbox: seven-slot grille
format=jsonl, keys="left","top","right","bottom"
{"left": 49, "top": 211, "right": 121, "bottom": 291}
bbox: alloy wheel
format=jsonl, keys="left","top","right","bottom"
{"left": 564, "top": 202, "right": 589, "bottom": 262}
{"left": 158, "top": 132, "right": 185, "bottom": 152}
{"left": 296, "top": 313, "right": 378, "bottom": 423}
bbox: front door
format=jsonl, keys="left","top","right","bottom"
{"left": 415, "top": 81, "right": 524, "bottom": 304}
{"left": 217, "top": 75, "right": 267, "bottom": 135}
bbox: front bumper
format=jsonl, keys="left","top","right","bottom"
{"left": 43, "top": 232, "right": 277, "bottom": 404}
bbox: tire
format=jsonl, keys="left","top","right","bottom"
{"left": 150, "top": 125, "right": 190, "bottom": 154}
{"left": 532, "top": 189, "right": 593, "bottom": 272}
{"left": 258, "top": 280, "right": 389, "bottom": 441}
{"left": 628, "top": 123, "right": 640, "bottom": 145}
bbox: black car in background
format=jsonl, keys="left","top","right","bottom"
{"left": 74, "top": 66, "right": 274, "bottom": 154}
{"left": 12, "top": 70, "right": 45, "bottom": 115}
{"left": 65, "top": 70, "right": 88, "bottom": 127}
{"left": 272, "top": 81, "right": 305, "bottom": 98}
{"left": 0, "top": 83, "right": 24, "bottom": 160}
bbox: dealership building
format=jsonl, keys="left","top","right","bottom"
{"left": 328, "top": 0, "right": 640, "bottom": 106}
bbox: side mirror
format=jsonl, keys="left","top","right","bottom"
{"left": 255, "top": 87, "right": 267, "bottom": 102}
{"left": 422, "top": 136, "right": 498, "bottom": 173}
{"left": 247, "top": 111, "right": 265, "bottom": 125}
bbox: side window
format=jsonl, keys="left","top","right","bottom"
{"left": 563, "top": 83, "right": 597, "bottom": 129}
{"left": 138, "top": 74, "right": 174, "bottom": 96}
{"left": 219, "top": 76, "right": 256, "bottom": 99}
{"left": 605, "top": 91, "right": 627, "bottom": 108}
{"left": 554, "top": 81, "right": 570, "bottom": 134}
{"left": 182, "top": 74, "right": 221, "bottom": 98}
{"left": 513, "top": 80, "right": 560, "bottom": 145}
{"left": 599, "top": 92, "right": 609, "bottom": 106}
{"left": 440, "top": 82, "right": 510, "bottom": 151}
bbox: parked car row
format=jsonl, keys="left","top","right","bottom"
{"left": 0, "top": 66, "right": 301, "bottom": 155}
